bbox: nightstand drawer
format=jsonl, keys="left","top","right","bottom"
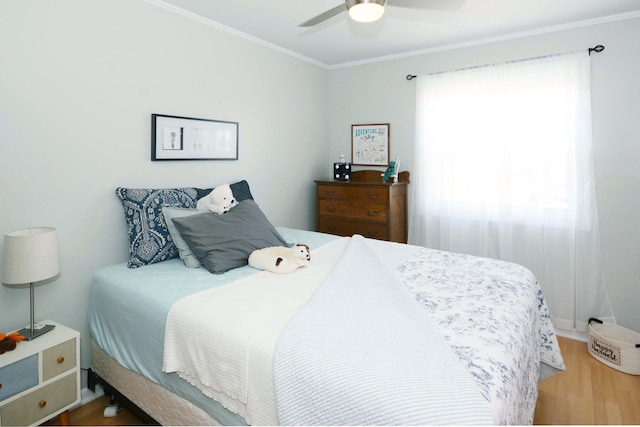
{"left": 318, "top": 217, "right": 389, "bottom": 240}
{"left": 0, "top": 372, "right": 76, "bottom": 426}
{"left": 317, "top": 185, "right": 389, "bottom": 204}
{"left": 318, "top": 200, "right": 388, "bottom": 222}
{"left": 43, "top": 338, "right": 76, "bottom": 381}
{"left": 0, "top": 355, "right": 38, "bottom": 401}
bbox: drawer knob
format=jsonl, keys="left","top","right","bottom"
{"left": 325, "top": 190, "right": 336, "bottom": 197}
{"left": 367, "top": 210, "right": 380, "bottom": 217}
{"left": 368, "top": 193, "right": 378, "bottom": 199}
{"left": 39, "top": 400, "right": 47, "bottom": 408}
{"left": 57, "top": 356, "right": 65, "bottom": 364}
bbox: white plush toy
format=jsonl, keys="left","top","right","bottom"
{"left": 196, "top": 184, "right": 238, "bottom": 214}
{"left": 248, "top": 244, "right": 311, "bottom": 274}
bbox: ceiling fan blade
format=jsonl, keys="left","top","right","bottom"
{"left": 391, "top": 0, "right": 465, "bottom": 10}
{"left": 298, "top": 4, "right": 346, "bottom": 27}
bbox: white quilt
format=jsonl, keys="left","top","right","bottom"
{"left": 162, "top": 237, "right": 350, "bottom": 425}
{"left": 273, "top": 235, "right": 494, "bottom": 425}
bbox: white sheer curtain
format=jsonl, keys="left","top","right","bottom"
{"left": 409, "top": 51, "right": 614, "bottom": 332}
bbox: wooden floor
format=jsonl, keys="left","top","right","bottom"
{"left": 43, "top": 396, "right": 144, "bottom": 426}
{"left": 45, "top": 337, "right": 640, "bottom": 426}
{"left": 534, "top": 336, "right": 640, "bottom": 425}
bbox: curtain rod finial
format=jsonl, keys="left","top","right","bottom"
{"left": 589, "top": 44, "right": 604, "bottom": 55}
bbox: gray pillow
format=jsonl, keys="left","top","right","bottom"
{"left": 162, "top": 207, "right": 208, "bottom": 268}
{"left": 171, "top": 200, "right": 289, "bottom": 274}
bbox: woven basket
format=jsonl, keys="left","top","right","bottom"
{"left": 588, "top": 318, "right": 640, "bottom": 375}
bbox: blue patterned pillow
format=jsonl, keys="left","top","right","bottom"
{"left": 116, "top": 187, "right": 198, "bottom": 268}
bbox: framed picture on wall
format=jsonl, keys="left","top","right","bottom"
{"left": 351, "top": 123, "right": 390, "bottom": 166}
{"left": 151, "top": 114, "right": 239, "bottom": 161}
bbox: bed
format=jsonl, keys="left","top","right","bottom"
{"left": 87, "top": 184, "right": 564, "bottom": 426}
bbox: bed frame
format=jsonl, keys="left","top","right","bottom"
{"left": 88, "top": 340, "right": 223, "bottom": 426}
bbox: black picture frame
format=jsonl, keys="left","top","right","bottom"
{"left": 151, "top": 114, "right": 239, "bottom": 161}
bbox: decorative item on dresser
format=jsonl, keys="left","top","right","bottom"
{"left": 315, "top": 170, "right": 410, "bottom": 243}
{"left": 0, "top": 320, "right": 80, "bottom": 426}
{"left": 351, "top": 123, "right": 390, "bottom": 166}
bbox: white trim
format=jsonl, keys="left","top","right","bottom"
{"left": 81, "top": 384, "right": 104, "bottom": 406}
{"left": 143, "top": 0, "right": 329, "bottom": 69}
{"left": 144, "top": 0, "right": 640, "bottom": 70}
{"left": 330, "top": 10, "right": 640, "bottom": 69}
{"left": 556, "top": 329, "right": 588, "bottom": 343}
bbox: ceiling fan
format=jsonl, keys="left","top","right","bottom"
{"left": 299, "top": 0, "right": 444, "bottom": 27}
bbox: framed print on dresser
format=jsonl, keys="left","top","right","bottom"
{"left": 351, "top": 123, "right": 389, "bottom": 166}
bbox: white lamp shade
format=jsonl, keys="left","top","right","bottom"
{"left": 2, "top": 227, "right": 60, "bottom": 285}
{"left": 348, "top": 0, "right": 385, "bottom": 23}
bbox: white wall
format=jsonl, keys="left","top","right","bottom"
{"left": 0, "top": 0, "right": 328, "bottom": 368}
{"left": 328, "top": 17, "right": 640, "bottom": 332}
{"left": 2, "top": 0, "right": 639, "bottom": 376}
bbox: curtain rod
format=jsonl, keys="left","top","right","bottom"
{"left": 405, "top": 44, "right": 605, "bottom": 81}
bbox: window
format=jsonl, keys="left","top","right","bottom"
{"left": 409, "top": 51, "right": 612, "bottom": 332}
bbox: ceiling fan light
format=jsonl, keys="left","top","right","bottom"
{"left": 347, "top": 0, "right": 385, "bottom": 23}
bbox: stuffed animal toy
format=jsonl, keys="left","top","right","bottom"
{"left": 196, "top": 184, "right": 238, "bottom": 214}
{"left": 248, "top": 244, "right": 310, "bottom": 274}
{"left": 382, "top": 160, "right": 396, "bottom": 182}
{"left": 0, "top": 331, "right": 25, "bottom": 354}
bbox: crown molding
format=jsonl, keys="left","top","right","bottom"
{"left": 329, "top": 10, "right": 640, "bottom": 69}
{"left": 144, "top": 0, "right": 330, "bottom": 69}
{"left": 144, "top": 0, "right": 640, "bottom": 71}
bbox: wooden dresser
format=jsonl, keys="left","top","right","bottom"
{"left": 315, "top": 170, "right": 409, "bottom": 243}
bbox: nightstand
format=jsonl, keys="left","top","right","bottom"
{"left": 0, "top": 320, "right": 80, "bottom": 426}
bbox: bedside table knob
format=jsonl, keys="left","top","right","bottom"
{"left": 57, "top": 356, "right": 65, "bottom": 364}
{"left": 39, "top": 400, "right": 47, "bottom": 408}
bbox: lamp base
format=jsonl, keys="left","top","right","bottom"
{"left": 17, "top": 323, "right": 56, "bottom": 341}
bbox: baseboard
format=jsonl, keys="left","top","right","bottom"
{"left": 556, "top": 328, "right": 588, "bottom": 342}
{"left": 81, "top": 384, "right": 104, "bottom": 406}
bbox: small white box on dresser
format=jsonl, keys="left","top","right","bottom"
{"left": 0, "top": 320, "right": 80, "bottom": 426}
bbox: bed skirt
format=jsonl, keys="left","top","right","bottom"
{"left": 91, "top": 340, "right": 222, "bottom": 426}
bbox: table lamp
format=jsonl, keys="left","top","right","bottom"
{"left": 2, "top": 227, "right": 60, "bottom": 340}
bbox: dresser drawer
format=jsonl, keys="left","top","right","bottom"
{"left": 317, "top": 185, "right": 389, "bottom": 204}
{"left": 0, "top": 355, "right": 38, "bottom": 401}
{"left": 318, "top": 217, "right": 389, "bottom": 240}
{"left": 43, "top": 338, "right": 76, "bottom": 381}
{"left": 318, "top": 200, "right": 388, "bottom": 223}
{"left": 0, "top": 372, "right": 76, "bottom": 426}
